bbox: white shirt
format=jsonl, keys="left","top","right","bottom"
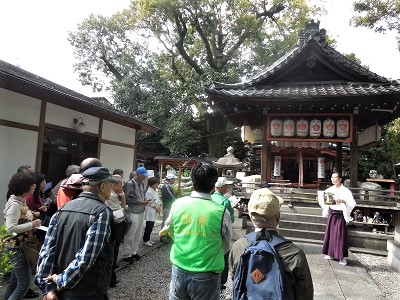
{"left": 144, "top": 187, "right": 160, "bottom": 222}
{"left": 323, "top": 184, "right": 356, "bottom": 223}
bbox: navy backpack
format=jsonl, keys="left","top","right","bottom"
{"left": 233, "top": 230, "right": 294, "bottom": 300}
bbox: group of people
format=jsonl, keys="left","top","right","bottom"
{"left": 159, "top": 166, "right": 356, "bottom": 300}
{"left": 3, "top": 156, "right": 355, "bottom": 300}
{"left": 3, "top": 158, "right": 175, "bottom": 300}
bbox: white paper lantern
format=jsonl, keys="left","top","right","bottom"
{"left": 336, "top": 119, "right": 349, "bottom": 138}
{"left": 318, "top": 157, "right": 325, "bottom": 179}
{"left": 323, "top": 118, "right": 335, "bottom": 137}
{"left": 309, "top": 119, "right": 322, "bottom": 137}
{"left": 296, "top": 119, "right": 308, "bottom": 137}
{"left": 273, "top": 156, "right": 281, "bottom": 177}
{"left": 241, "top": 125, "right": 255, "bottom": 143}
{"left": 283, "top": 119, "right": 295, "bottom": 137}
{"left": 271, "top": 119, "right": 283, "bottom": 136}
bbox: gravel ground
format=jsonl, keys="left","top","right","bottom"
{"left": 109, "top": 244, "right": 400, "bottom": 300}
{"left": 109, "top": 245, "right": 172, "bottom": 300}
{"left": 353, "top": 252, "right": 400, "bottom": 300}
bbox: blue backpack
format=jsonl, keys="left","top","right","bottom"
{"left": 233, "top": 230, "right": 294, "bottom": 300}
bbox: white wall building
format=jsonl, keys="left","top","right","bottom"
{"left": 0, "top": 60, "right": 157, "bottom": 217}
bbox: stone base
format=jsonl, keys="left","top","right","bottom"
{"left": 387, "top": 240, "right": 400, "bottom": 272}
{"left": 348, "top": 230, "right": 393, "bottom": 252}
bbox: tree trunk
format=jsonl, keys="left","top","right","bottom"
{"left": 206, "top": 111, "right": 228, "bottom": 157}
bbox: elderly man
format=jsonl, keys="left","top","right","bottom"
{"left": 160, "top": 162, "right": 232, "bottom": 300}
{"left": 211, "top": 177, "right": 235, "bottom": 295}
{"left": 35, "top": 167, "right": 118, "bottom": 300}
{"left": 56, "top": 158, "right": 102, "bottom": 209}
{"left": 160, "top": 171, "right": 177, "bottom": 243}
{"left": 105, "top": 174, "right": 126, "bottom": 288}
{"left": 229, "top": 188, "right": 314, "bottom": 300}
{"left": 120, "top": 166, "right": 150, "bottom": 263}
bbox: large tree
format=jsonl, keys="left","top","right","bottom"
{"left": 351, "top": 0, "right": 400, "bottom": 51}
{"left": 69, "top": 1, "right": 317, "bottom": 157}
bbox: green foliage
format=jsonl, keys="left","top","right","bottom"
{"left": 358, "top": 125, "right": 396, "bottom": 180}
{"left": 386, "top": 119, "right": 400, "bottom": 164}
{"left": 0, "top": 224, "right": 16, "bottom": 276}
{"left": 351, "top": 0, "right": 400, "bottom": 51}
{"left": 68, "top": 1, "right": 318, "bottom": 156}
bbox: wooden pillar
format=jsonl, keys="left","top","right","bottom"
{"left": 97, "top": 118, "right": 103, "bottom": 159}
{"left": 261, "top": 141, "right": 267, "bottom": 182}
{"left": 336, "top": 142, "right": 342, "bottom": 176}
{"left": 35, "top": 101, "right": 46, "bottom": 171}
{"left": 350, "top": 114, "right": 359, "bottom": 187}
{"left": 298, "top": 150, "right": 304, "bottom": 187}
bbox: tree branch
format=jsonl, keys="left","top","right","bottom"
{"left": 192, "top": 16, "right": 217, "bottom": 69}
{"left": 256, "top": 3, "right": 285, "bottom": 19}
{"left": 99, "top": 55, "right": 124, "bottom": 81}
{"left": 174, "top": 12, "right": 204, "bottom": 75}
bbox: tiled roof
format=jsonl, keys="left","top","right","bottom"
{"left": 210, "top": 20, "right": 397, "bottom": 92}
{"left": 210, "top": 82, "right": 400, "bottom": 99}
{"left": 0, "top": 59, "right": 158, "bottom": 132}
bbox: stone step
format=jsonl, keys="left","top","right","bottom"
{"left": 350, "top": 246, "right": 388, "bottom": 256}
{"left": 279, "top": 220, "right": 326, "bottom": 232}
{"left": 280, "top": 204, "right": 322, "bottom": 216}
{"left": 278, "top": 227, "right": 325, "bottom": 241}
{"left": 280, "top": 212, "right": 326, "bottom": 224}
{"left": 285, "top": 237, "right": 323, "bottom": 246}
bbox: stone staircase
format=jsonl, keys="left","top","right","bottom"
{"left": 280, "top": 202, "right": 393, "bottom": 255}
{"left": 231, "top": 201, "right": 394, "bottom": 256}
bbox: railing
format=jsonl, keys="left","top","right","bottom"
{"left": 267, "top": 185, "right": 400, "bottom": 209}
{"left": 233, "top": 183, "right": 400, "bottom": 209}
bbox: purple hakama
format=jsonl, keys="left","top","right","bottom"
{"left": 322, "top": 209, "right": 348, "bottom": 260}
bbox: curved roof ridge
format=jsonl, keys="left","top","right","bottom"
{"left": 211, "top": 20, "right": 394, "bottom": 90}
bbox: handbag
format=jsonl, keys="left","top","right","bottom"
{"left": 21, "top": 234, "right": 41, "bottom": 267}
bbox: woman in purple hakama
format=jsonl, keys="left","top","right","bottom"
{"left": 322, "top": 172, "right": 356, "bottom": 266}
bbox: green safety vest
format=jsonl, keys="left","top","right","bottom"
{"left": 170, "top": 196, "right": 225, "bottom": 273}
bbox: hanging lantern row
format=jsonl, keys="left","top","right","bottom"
{"left": 270, "top": 118, "right": 349, "bottom": 138}
{"left": 274, "top": 141, "right": 330, "bottom": 148}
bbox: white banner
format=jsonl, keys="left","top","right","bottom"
{"left": 317, "top": 157, "right": 325, "bottom": 179}
{"left": 273, "top": 156, "right": 281, "bottom": 177}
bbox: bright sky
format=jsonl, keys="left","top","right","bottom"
{"left": 0, "top": 0, "right": 399, "bottom": 98}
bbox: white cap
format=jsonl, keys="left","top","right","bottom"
{"left": 215, "top": 177, "right": 233, "bottom": 188}
{"left": 165, "top": 170, "right": 177, "bottom": 180}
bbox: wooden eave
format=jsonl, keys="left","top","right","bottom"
{"left": 208, "top": 36, "right": 400, "bottom": 130}
{"left": 0, "top": 60, "right": 158, "bottom": 132}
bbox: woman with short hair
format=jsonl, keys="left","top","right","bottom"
{"left": 4, "top": 172, "right": 42, "bottom": 300}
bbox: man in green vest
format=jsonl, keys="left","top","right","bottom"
{"left": 160, "top": 162, "right": 232, "bottom": 300}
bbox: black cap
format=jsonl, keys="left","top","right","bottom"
{"left": 82, "top": 167, "right": 119, "bottom": 184}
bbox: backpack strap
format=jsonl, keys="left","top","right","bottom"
{"left": 246, "top": 229, "right": 291, "bottom": 248}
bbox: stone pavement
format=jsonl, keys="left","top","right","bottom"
{"left": 1, "top": 220, "right": 386, "bottom": 299}
{"left": 134, "top": 220, "right": 386, "bottom": 300}
{"left": 295, "top": 242, "right": 385, "bottom": 299}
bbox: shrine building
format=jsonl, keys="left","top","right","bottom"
{"left": 207, "top": 20, "right": 400, "bottom": 188}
